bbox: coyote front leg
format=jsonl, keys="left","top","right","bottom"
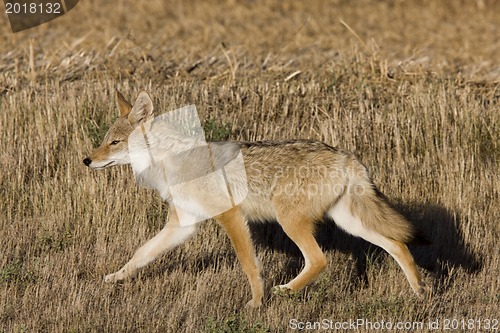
{"left": 105, "top": 210, "right": 197, "bottom": 282}
{"left": 215, "top": 207, "right": 264, "bottom": 308}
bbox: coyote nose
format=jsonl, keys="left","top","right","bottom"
{"left": 83, "top": 157, "right": 92, "bottom": 166}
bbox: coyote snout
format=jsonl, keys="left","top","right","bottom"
{"left": 84, "top": 90, "right": 428, "bottom": 307}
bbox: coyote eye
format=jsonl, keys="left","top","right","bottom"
{"left": 110, "top": 140, "right": 121, "bottom": 145}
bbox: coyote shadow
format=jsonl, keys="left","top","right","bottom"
{"left": 397, "top": 202, "right": 482, "bottom": 290}
{"left": 249, "top": 201, "right": 482, "bottom": 293}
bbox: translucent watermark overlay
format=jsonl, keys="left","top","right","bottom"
{"left": 4, "top": 0, "right": 79, "bottom": 33}
{"left": 243, "top": 161, "right": 371, "bottom": 198}
{"left": 128, "top": 105, "right": 248, "bottom": 227}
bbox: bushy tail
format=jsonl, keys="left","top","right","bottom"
{"left": 345, "top": 158, "right": 423, "bottom": 244}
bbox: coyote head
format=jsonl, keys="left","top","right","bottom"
{"left": 83, "top": 91, "right": 154, "bottom": 169}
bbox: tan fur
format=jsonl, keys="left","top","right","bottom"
{"left": 83, "top": 91, "right": 427, "bottom": 307}
{"left": 215, "top": 207, "right": 264, "bottom": 307}
{"left": 344, "top": 154, "right": 416, "bottom": 242}
{"left": 116, "top": 91, "right": 132, "bottom": 117}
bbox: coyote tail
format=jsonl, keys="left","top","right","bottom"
{"left": 345, "top": 159, "right": 425, "bottom": 244}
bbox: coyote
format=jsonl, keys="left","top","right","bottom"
{"left": 83, "top": 91, "right": 427, "bottom": 307}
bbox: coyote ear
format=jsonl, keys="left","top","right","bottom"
{"left": 116, "top": 91, "right": 132, "bottom": 118}
{"left": 129, "top": 91, "right": 154, "bottom": 124}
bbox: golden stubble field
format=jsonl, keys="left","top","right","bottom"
{"left": 0, "top": 0, "right": 499, "bottom": 332}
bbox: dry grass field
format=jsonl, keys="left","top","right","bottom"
{"left": 1, "top": 0, "right": 499, "bottom": 332}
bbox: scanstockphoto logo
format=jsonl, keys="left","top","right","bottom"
{"left": 128, "top": 105, "right": 248, "bottom": 227}
{"left": 4, "top": 0, "right": 79, "bottom": 32}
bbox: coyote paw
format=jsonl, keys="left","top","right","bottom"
{"left": 271, "top": 285, "right": 293, "bottom": 296}
{"left": 415, "top": 281, "right": 430, "bottom": 297}
{"left": 104, "top": 273, "right": 118, "bottom": 283}
{"left": 245, "top": 298, "right": 262, "bottom": 308}
{"left": 104, "top": 270, "right": 126, "bottom": 283}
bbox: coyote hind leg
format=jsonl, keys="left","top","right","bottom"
{"left": 328, "top": 198, "right": 426, "bottom": 295}
{"left": 105, "top": 210, "right": 197, "bottom": 282}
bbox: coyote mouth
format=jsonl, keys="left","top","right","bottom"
{"left": 102, "top": 161, "right": 116, "bottom": 168}
{"left": 94, "top": 161, "right": 116, "bottom": 169}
